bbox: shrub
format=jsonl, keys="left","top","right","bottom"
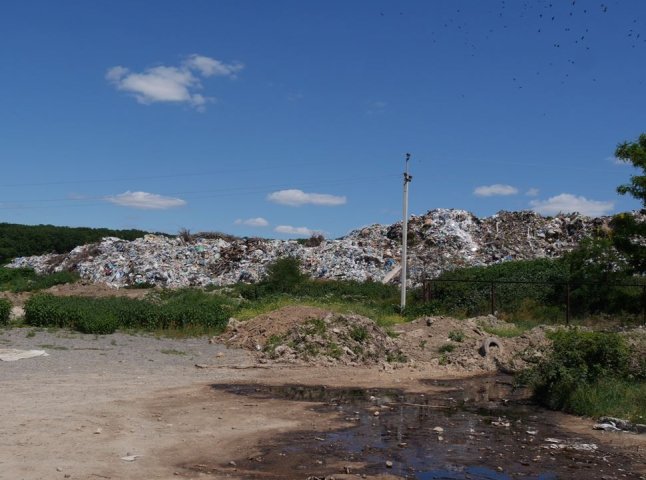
{"left": 0, "top": 298, "right": 10, "bottom": 325}
{"left": 438, "top": 343, "right": 455, "bottom": 353}
{"left": 350, "top": 325, "right": 369, "bottom": 343}
{"left": 520, "top": 330, "right": 645, "bottom": 420}
{"left": 448, "top": 329, "right": 465, "bottom": 342}
{"left": 0, "top": 267, "right": 78, "bottom": 292}
{"left": 262, "top": 257, "right": 307, "bottom": 294}
{"left": 24, "top": 291, "right": 231, "bottom": 334}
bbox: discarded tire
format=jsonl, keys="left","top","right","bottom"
{"left": 480, "top": 337, "right": 503, "bottom": 357}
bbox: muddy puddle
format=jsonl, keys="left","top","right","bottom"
{"left": 200, "top": 376, "right": 643, "bottom": 479}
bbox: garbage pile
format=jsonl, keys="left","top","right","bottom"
{"left": 7, "top": 208, "right": 639, "bottom": 289}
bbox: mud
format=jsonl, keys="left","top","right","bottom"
{"left": 198, "top": 376, "right": 645, "bottom": 480}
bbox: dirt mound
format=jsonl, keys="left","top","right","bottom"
{"left": 393, "top": 315, "right": 552, "bottom": 374}
{"left": 218, "top": 306, "right": 405, "bottom": 366}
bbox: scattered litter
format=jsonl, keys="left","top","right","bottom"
{"left": 120, "top": 455, "right": 142, "bottom": 462}
{"left": 8, "top": 209, "right": 632, "bottom": 289}
{"left": 593, "top": 422, "right": 622, "bottom": 432}
{"left": 0, "top": 349, "right": 49, "bottom": 362}
{"left": 594, "top": 416, "right": 646, "bottom": 434}
{"left": 491, "top": 418, "right": 511, "bottom": 427}
{"left": 542, "top": 438, "right": 597, "bottom": 452}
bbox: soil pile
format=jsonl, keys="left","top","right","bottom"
{"left": 393, "top": 315, "right": 552, "bottom": 374}
{"left": 218, "top": 306, "right": 405, "bottom": 367}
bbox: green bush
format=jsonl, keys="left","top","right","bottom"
{"left": 438, "top": 343, "right": 455, "bottom": 353}
{"left": 262, "top": 257, "right": 307, "bottom": 294}
{"left": 350, "top": 325, "right": 369, "bottom": 343}
{"left": 0, "top": 267, "right": 78, "bottom": 292}
{"left": 521, "top": 329, "right": 645, "bottom": 421}
{"left": 0, "top": 298, "right": 11, "bottom": 325}
{"left": 24, "top": 292, "right": 231, "bottom": 334}
{"left": 448, "top": 329, "right": 465, "bottom": 342}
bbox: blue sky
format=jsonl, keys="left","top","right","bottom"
{"left": 1, "top": 0, "right": 645, "bottom": 238}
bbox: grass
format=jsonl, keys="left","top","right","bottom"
{"left": 521, "top": 329, "right": 646, "bottom": 423}
{"left": 438, "top": 343, "right": 455, "bottom": 353}
{"left": 448, "top": 329, "right": 465, "bottom": 342}
{"left": 0, "top": 267, "right": 79, "bottom": 292}
{"left": 160, "top": 348, "right": 186, "bottom": 355}
{"left": 562, "top": 378, "right": 646, "bottom": 423}
{"left": 349, "top": 325, "right": 368, "bottom": 343}
{"left": 232, "top": 294, "right": 402, "bottom": 328}
{"left": 481, "top": 324, "right": 529, "bottom": 338}
{"left": 23, "top": 290, "right": 232, "bottom": 335}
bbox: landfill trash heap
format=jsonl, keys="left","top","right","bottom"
{"left": 7, "top": 209, "right": 640, "bottom": 289}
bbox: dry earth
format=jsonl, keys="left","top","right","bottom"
{"left": 1, "top": 288, "right": 645, "bottom": 479}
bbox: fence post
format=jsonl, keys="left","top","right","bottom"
{"left": 490, "top": 282, "right": 495, "bottom": 316}
{"left": 565, "top": 282, "right": 571, "bottom": 325}
{"left": 642, "top": 285, "right": 645, "bottom": 326}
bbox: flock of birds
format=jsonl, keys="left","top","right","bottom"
{"left": 379, "top": 1, "right": 645, "bottom": 91}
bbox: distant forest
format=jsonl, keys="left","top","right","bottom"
{"left": 0, "top": 223, "right": 152, "bottom": 264}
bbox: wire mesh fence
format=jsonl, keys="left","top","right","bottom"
{"left": 420, "top": 278, "right": 646, "bottom": 325}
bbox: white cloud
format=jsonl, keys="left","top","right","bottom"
{"left": 106, "top": 54, "right": 243, "bottom": 110}
{"left": 184, "top": 54, "right": 244, "bottom": 78}
{"left": 530, "top": 193, "right": 614, "bottom": 217}
{"left": 274, "top": 225, "right": 315, "bottom": 236}
{"left": 234, "top": 217, "right": 269, "bottom": 227}
{"left": 525, "top": 188, "right": 540, "bottom": 197}
{"left": 105, "top": 191, "right": 187, "bottom": 210}
{"left": 267, "top": 189, "right": 346, "bottom": 207}
{"left": 366, "top": 100, "right": 387, "bottom": 114}
{"left": 473, "top": 184, "right": 519, "bottom": 197}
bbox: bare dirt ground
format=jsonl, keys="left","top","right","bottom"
{"left": 1, "top": 289, "right": 644, "bottom": 479}
{"left": 1, "top": 324, "right": 644, "bottom": 480}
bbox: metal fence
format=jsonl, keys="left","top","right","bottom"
{"left": 420, "top": 278, "right": 646, "bottom": 325}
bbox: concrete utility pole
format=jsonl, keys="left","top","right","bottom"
{"left": 400, "top": 153, "right": 412, "bottom": 313}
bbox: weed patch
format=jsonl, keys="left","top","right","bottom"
{"left": 520, "top": 329, "right": 645, "bottom": 422}
{"left": 24, "top": 291, "right": 231, "bottom": 335}
{"left": 0, "top": 298, "right": 10, "bottom": 325}
{"left": 438, "top": 343, "right": 455, "bottom": 353}
{"left": 160, "top": 349, "right": 186, "bottom": 355}
{"left": 448, "top": 329, "right": 465, "bottom": 342}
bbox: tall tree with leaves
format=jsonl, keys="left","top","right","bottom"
{"left": 615, "top": 133, "right": 646, "bottom": 207}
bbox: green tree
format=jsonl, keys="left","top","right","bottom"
{"left": 615, "top": 133, "right": 646, "bottom": 206}
{"left": 263, "top": 257, "right": 307, "bottom": 293}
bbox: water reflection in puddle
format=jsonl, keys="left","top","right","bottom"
{"left": 210, "top": 377, "right": 638, "bottom": 479}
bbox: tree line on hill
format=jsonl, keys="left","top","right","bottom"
{"left": 0, "top": 223, "right": 153, "bottom": 264}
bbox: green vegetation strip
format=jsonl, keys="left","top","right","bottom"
{"left": 24, "top": 290, "right": 231, "bottom": 335}
{"left": 0, "top": 267, "right": 79, "bottom": 292}
{"left": 0, "top": 222, "right": 152, "bottom": 264}
{"left": 520, "top": 330, "right": 646, "bottom": 423}
{"left": 0, "top": 298, "right": 10, "bottom": 325}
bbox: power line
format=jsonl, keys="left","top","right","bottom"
{"left": 0, "top": 173, "right": 399, "bottom": 209}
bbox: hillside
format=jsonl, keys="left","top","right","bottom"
{"left": 0, "top": 223, "right": 152, "bottom": 264}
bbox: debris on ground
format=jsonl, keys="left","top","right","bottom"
{"left": 0, "top": 349, "right": 49, "bottom": 361}
{"left": 216, "top": 306, "right": 406, "bottom": 367}
{"left": 215, "top": 306, "right": 551, "bottom": 373}
{"left": 594, "top": 417, "right": 646, "bottom": 434}
{"left": 8, "top": 209, "right": 637, "bottom": 289}
{"left": 392, "top": 314, "right": 552, "bottom": 374}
